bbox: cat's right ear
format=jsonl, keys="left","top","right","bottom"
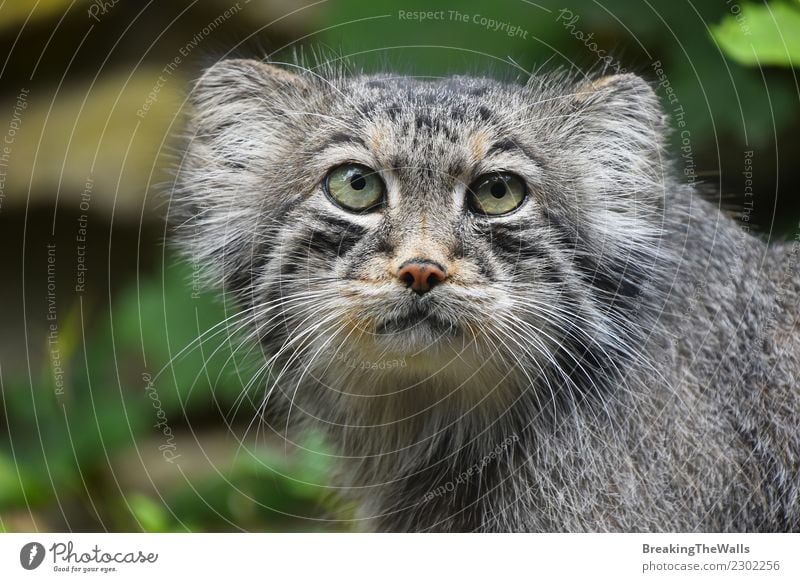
{"left": 174, "top": 60, "right": 311, "bottom": 293}
{"left": 192, "top": 59, "right": 305, "bottom": 101}
{"left": 188, "top": 59, "right": 309, "bottom": 135}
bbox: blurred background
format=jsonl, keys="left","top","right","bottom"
{"left": 0, "top": 0, "right": 798, "bottom": 532}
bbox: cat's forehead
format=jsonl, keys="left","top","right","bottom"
{"left": 325, "top": 75, "right": 522, "bottom": 175}
{"left": 343, "top": 75, "right": 513, "bottom": 126}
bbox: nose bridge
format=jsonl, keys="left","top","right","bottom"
{"left": 391, "top": 206, "right": 450, "bottom": 267}
{"left": 390, "top": 176, "right": 455, "bottom": 263}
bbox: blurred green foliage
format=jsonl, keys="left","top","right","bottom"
{"left": 1, "top": 258, "right": 346, "bottom": 532}
{"left": 712, "top": 0, "right": 800, "bottom": 67}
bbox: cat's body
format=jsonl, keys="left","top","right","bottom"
{"left": 174, "top": 59, "right": 800, "bottom": 531}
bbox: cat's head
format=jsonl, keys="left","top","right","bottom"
{"left": 173, "top": 59, "right": 670, "bottom": 413}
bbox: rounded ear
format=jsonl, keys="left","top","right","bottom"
{"left": 569, "top": 73, "right": 668, "bottom": 191}
{"left": 189, "top": 59, "right": 310, "bottom": 138}
{"left": 573, "top": 73, "right": 666, "bottom": 132}
{"left": 191, "top": 58, "right": 305, "bottom": 104}
{"left": 173, "top": 60, "right": 310, "bottom": 281}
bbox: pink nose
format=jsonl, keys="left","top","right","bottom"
{"left": 397, "top": 260, "right": 447, "bottom": 294}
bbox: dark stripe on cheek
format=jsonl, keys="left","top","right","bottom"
{"left": 542, "top": 209, "right": 642, "bottom": 306}
{"left": 471, "top": 245, "right": 498, "bottom": 281}
{"left": 220, "top": 243, "right": 268, "bottom": 300}
{"left": 226, "top": 265, "right": 257, "bottom": 298}
{"left": 572, "top": 253, "right": 642, "bottom": 307}
{"left": 540, "top": 209, "right": 578, "bottom": 247}
{"left": 319, "top": 215, "right": 368, "bottom": 236}
{"left": 373, "top": 235, "right": 393, "bottom": 256}
{"left": 305, "top": 215, "right": 367, "bottom": 258}
{"left": 280, "top": 259, "right": 299, "bottom": 277}
{"left": 487, "top": 224, "right": 545, "bottom": 260}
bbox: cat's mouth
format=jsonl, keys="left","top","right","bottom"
{"left": 374, "top": 300, "right": 460, "bottom": 337}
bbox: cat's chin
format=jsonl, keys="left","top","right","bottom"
{"left": 376, "top": 318, "right": 459, "bottom": 342}
{"left": 345, "top": 321, "right": 483, "bottom": 374}
{"left": 367, "top": 309, "right": 463, "bottom": 352}
{"left": 329, "top": 329, "right": 517, "bottom": 403}
{"left": 371, "top": 328, "right": 459, "bottom": 357}
{"left": 374, "top": 302, "right": 458, "bottom": 335}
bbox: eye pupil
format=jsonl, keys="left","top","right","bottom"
{"left": 490, "top": 182, "right": 506, "bottom": 198}
{"left": 350, "top": 175, "right": 367, "bottom": 190}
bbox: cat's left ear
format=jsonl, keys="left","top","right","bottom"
{"left": 572, "top": 73, "right": 667, "bottom": 146}
{"left": 569, "top": 74, "right": 668, "bottom": 193}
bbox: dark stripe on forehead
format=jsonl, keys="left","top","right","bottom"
{"left": 477, "top": 106, "right": 493, "bottom": 121}
{"left": 412, "top": 111, "right": 459, "bottom": 142}
{"left": 487, "top": 139, "right": 519, "bottom": 156}
{"left": 486, "top": 137, "right": 544, "bottom": 167}
{"left": 383, "top": 103, "right": 401, "bottom": 120}
{"left": 318, "top": 132, "right": 366, "bottom": 151}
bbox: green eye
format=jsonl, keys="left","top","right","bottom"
{"left": 467, "top": 172, "right": 527, "bottom": 216}
{"left": 324, "top": 164, "right": 386, "bottom": 212}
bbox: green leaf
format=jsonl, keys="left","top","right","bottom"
{"left": 127, "top": 494, "right": 170, "bottom": 532}
{"left": 0, "top": 454, "right": 24, "bottom": 507}
{"left": 711, "top": 1, "right": 800, "bottom": 67}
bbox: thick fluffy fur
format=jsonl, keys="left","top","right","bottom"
{"left": 172, "top": 58, "right": 800, "bottom": 531}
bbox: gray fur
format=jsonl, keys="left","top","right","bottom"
{"left": 171, "top": 58, "right": 800, "bottom": 532}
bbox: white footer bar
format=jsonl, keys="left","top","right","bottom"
{"left": 1, "top": 533, "right": 797, "bottom": 581}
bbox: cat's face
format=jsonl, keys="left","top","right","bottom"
{"left": 175, "top": 60, "right": 667, "bottom": 404}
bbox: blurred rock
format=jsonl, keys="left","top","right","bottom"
{"left": 1, "top": 69, "right": 184, "bottom": 217}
